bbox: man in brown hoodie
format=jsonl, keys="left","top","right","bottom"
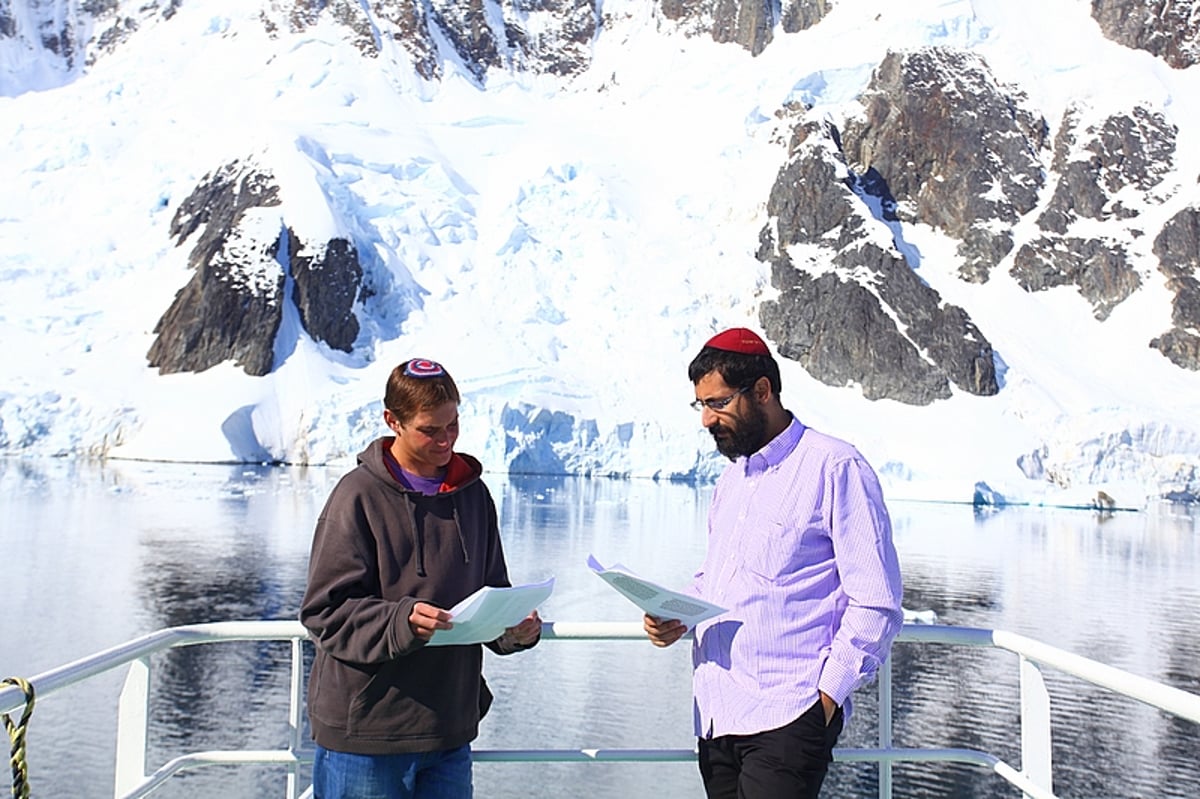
{"left": 301, "top": 358, "right": 541, "bottom": 798}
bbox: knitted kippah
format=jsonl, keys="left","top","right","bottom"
{"left": 403, "top": 359, "right": 446, "bottom": 378}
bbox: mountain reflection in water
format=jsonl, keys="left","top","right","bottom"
{"left": 1, "top": 460, "right": 1196, "bottom": 798}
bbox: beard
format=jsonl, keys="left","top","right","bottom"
{"left": 709, "top": 401, "right": 769, "bottom": 460}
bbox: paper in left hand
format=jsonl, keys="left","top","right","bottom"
{"left": 428, "top": 577, "right": 554, "bottom": 646}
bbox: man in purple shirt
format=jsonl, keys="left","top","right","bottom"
{"left": 645, "top": 327, "right": 904, "bottom": 799}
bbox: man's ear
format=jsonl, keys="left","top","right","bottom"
{"left": 753, "top": 375, "right": 771, "bottom": 403}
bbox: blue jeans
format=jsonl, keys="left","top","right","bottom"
{"left": 312, "top": 744, "right": 473, "bottom": 799}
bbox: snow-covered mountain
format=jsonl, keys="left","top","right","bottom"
{"left": 2, "top": 0, "right": 1199, "bottom": 508}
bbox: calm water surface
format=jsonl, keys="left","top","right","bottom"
{"left": 1, "top": 458, "right": 1197, "bottom": 798}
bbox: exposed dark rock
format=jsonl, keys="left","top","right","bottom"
{"left": 661, "top": 0, "right": 774, "bottom": 56}
{"left": 168, "top": 162, "right": 279, "bottom": 250}
{"left": 1150, "top": 327, "right": 1200, "bottom": 370}
{"left": 504, "top": 0, "right": 598, "bottom": 77}
{"left": 148, "top": 162, "right": 287, "bottom": 377}
{"left": 1013, "top": 104, "right": 1175, "bottom": 321}
{"left": 1039, "top": 105, "right": 1176, "bottom": 234}
{"left": 840, "top": 47, "right": 1047, "bottom": 282}
{"left": 271, "top": 0, "right": 602, "bottom": 83}
{"left": 274, "top": 0, "right": 323, "bottom": 31}
{"left": 1011, "top": 237, "right": 1141, "bottom": 320}
{"left": 781, "top": 0, "right": 833, "bottom": 33}
{"left": 760, "top": 259, "right": 953, "bottom": 405}
{"left": 757, "top": 122, "right": 998, "bottom": 404}
{"left": 1150, "top": 208, "right": 1200, "bottom": 369}
{"left": 150, "top": 159, "right": 372, "bottom": 374}
{"left": 261, "top": 0, "right": 378, "bottom": 55}
{"left": 430, "top": 0, "right": 502, "bottom": 82}
{"left": 0, "top": 3, "right": 14, "bottom": 39}
{"left": 375, "top": 0, "right": 440, "bottom": 80}
{"left": 330, "top": 0, "right": 379, "bottom": 56}
{"left": 767, "top": 128, "right": 865, "bottom": 249}
{"left": 91, "top": 15, "right": 139, "bottom": 58}
{"left": 290, "top": 235, "right": 362, "bottom": 353}
{"left": 864, "top": 244, "right": 997, "bottom": 395}
{"left": 714, "top": 0, "right": 774, "bottom": 56}
{"left": 83, "top": 1, "right": 175, "bottom": 64}
{"left": 0, "top": 0, "right": 82, "bottom": 69}
{"left": 1091, "top": 0, "right": 1200, "bottom": 69}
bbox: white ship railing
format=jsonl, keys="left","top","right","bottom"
{"left": 2, "top": 621, "right": 1199, "bottom": 799}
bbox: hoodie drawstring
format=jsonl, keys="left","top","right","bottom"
{"left": 405, "top": 501, "right": 427, "bottom": 578}
{"left": 406, "top": 494, "right": 470, "bottom": 577}
{"left": 450, "top": 494, "right": 470, "bottom": 566}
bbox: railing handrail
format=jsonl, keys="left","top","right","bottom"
{"left": 10, "top": 620, "right": 1200, "bottom": 722}
{"left": 2, "top": 621, "right": 1198, "bottom": 799}
{"left": 0, "top": 620, "right": 305, "bottom": 715}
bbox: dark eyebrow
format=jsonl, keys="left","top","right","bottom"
{"left": 416, "top": 418, "right": 459, "bottom": 434}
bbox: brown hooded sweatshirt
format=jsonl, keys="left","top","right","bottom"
{"left": 300, "top": 437, "right": 522, "bottom": 755}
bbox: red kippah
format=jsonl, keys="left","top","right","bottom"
{"left": 704, "top": 327, "right": 769, "bottom": 355}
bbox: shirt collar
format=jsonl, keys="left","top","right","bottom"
{"left": 743, "top": 414, "right": 804, "bottom": 475}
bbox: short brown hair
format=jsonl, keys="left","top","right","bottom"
{"left": 688, "top": 347, "right": 781, "bottom": 396}
{"left": 384, "top": 359, "right": 461, "bottom": 424}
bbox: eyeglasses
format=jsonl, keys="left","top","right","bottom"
{"left": 690, "top": 386, "right": 751, "bottom": 412}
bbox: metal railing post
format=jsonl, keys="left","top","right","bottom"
{"left": 287, "top": 637, "right": 305, "bottom": 799}
{"left": 878, "top": 656, "right": 893, "bottom": 799}
{"left": 114, "top": 656, "right": 150, "bottom": 798}
{"left": 1019, "top": 655, "right": 1053, "bottom": 797}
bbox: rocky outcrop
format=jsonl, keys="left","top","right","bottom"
{"left": 1037, "top": 105, "right": 1176, "bottom": 234}
{"left": 839, "top": 47, "right": 1047, "bottom": 283}
{"left": 258, "top": 0, "right": 598, "bottom": 82}
{"left": 504, "top": 0, "right": 598, "bottom": 77}
{"left": 0, "top": 0, "right": 83, "bottom": 90}
{"left": 290, "top": 236, "right": 362, "bottom": 353}
{"left": 752, "top": 49, "right": 1025, "bottom": 405}
{"left": 757, "top": 120, "right": 998, "bottom": 405}
{"left": 1150, "top": 208, "right": 1200, "bottom": 370}
{"left": 85, "top": 0, "right": 179, "bottom": 62}
{"left": 1011, "top": 238, "right": 1140, "bottom": 321}
{"left": 11, "top": 0, "right": 831, "bottom": 85}
{"left": 1008, "top": 104, "right": 1177, "bottom": 318}
{"left": 148, "top": 160, "right": 368, "bottom": 375}
{"left": 428, "top": 0, "right": 501, "bottom": 81}
{"left": 0, "top": 0, "right": 183, "bottom": 92}
{"left": 1091, "top": 0, "right": 1200, "bottom": 69}
{"left": 659, "top": 0, "right": 833, "bottom": 54}
{"left": 374, "top": 0, "right": 439, "bottom": 80}
{"left": 781, "top": 0, "right": 833, "bottom": 33}
{"left": 0, "top": 2, "right": 14, "bottom": 38}
{"left": 661, "top": 0, "right": 774, "bottom": 56}
{"left": 148, "top": 162, "right": 288, "bottom": 377}
{"left": 261, "top": 0, "right": 378, "bottom": 55}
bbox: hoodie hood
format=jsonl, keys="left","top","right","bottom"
{"left": 356, "top": 437, "right": 487, "bottom": 577}
{"left": 358, "top": 437, "right": 484, "bottom": 496}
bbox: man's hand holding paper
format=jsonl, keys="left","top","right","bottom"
{"left": 587, "top": 554, "right": 726, "bottom": 629}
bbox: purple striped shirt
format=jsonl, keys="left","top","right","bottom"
{"left": 690, "top": 416, "right": 903, "bottom": 738}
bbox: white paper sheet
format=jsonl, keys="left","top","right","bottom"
{"left": 428, "top": 577, "right": 555, "bottom": 646}
{"left": 587, "top": 554, "right": 726, "bottom": 628}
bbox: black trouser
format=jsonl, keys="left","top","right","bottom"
{"left": 698, "top": 700, "right": 844, "bottom": 799}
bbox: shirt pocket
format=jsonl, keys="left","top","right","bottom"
{"left": 739, "top": 510, "right": 802, "bottom": 581}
